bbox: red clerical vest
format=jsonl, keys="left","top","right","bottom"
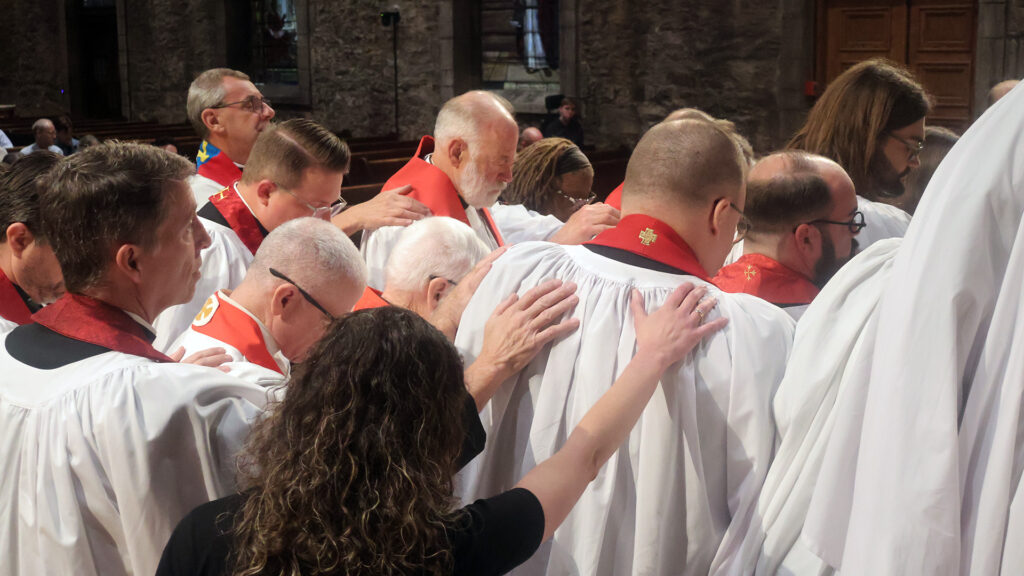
{"left": 190, "top": 291, "right": 283, "bottom": 375}
{"left": 382, "top": 136, "right": 505, "bottom": 246}
{"left": 713, "top": 253, "right": 820, "bottom": 306}
{"left": 196, "top": 141, "right": 243, "bottom": 188}
{"left": 0, "top": 268, "right": 33, "bottom": 326}
{"left": 352, "top": 286, "right": 390, "bottom": 311}
{"left": 209, "top": 184, "right": 267, "bottom": 255}
{"left": 605, "top": 183, "right": 624, "bottom": 210}
{"left": 31, "top": 294, "right": 172, "bottom": 362}
{"left": 585, "top": 214, "right": 710, "bottom": 280}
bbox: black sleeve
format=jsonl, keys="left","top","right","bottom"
{"left": 155, "top": 495, "right": 242, "bottom": 576}
{"left": 449, "top": 487, "right": 546, "bottom": 576}
{"left": 455, "top": 389, "right": 485, "bottom": 471}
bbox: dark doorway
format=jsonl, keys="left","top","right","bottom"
{"left": 66, "top": 0, "right": 122, "bottom": 119}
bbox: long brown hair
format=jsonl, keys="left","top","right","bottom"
{"left": 502, "top": 137, "right": 592, "bottom": 215}
{"left": 230, "top": 307, "right": 468, "bottom": 576}
{"left": 787, "top": 58, "right": 930, "bottom": 200}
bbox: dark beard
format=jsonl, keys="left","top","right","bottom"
{"left": 812, "top": 233, "right": 857, "bottom": 288}
{"left": 867, "top": 149, "right": 911, "bottom": 199}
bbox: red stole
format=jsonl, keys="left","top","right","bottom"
{"left": 382, "top": 136, "right": 505, "bottom": 246}
{"left": 0, "top": 269, "right": 33, "bottom": 326}
{"left": 352, "top": 286, "right": 390, "bottom": 311}
{"left": 605, "top": 183, "right": 624, "bottom": 210}
{"left": 195, "top": 141, "right": 243, "bottom": 188}
{"left": 713, "top": 253, "right": 819, "bottom": 305}
{"left": 209, "top": 184, "right": 266, "bottom": 255}
{"left": 190, "top": 292, "right": 283, "bottom": 375}
{"left": 585, "top": 214, "right": 710, "bottom": 281}
{"left": 31, "top": 294, "right": 172, "bottom": 362}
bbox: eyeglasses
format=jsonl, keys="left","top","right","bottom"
{"left": 275, "top": 185, "right": 336, "bottom": 220}
{"left": 885, "top": 133, "right": 925, "bottom": 160}
{"left": 728, "top": 202, "right": 752, "bottom": 242}
{"left": 268, "top": 268, "right": 334, "bottom": 320}
{"left": 806, "top": 211, "right": 867, "bottom": 234}
{"left": 210, "top": 95, "right": 272, "bottom": 114}
{"left": 554, "top": 189, "right": 597, "bottom": 212}
{"left": 429, "top": 274, "right": 459, "bottom": 286}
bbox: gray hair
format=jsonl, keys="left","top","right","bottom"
{"left": 187, "top": 68, "right": 250, "bottom": 139}
{"left": 384, "top": 217, "right": 489, "bottom": 291}
{"left": 433, "top": 90, "right": 515, "bottom": 148}
{"left": 248, "top": 217, "right": 366, "bottom": 295}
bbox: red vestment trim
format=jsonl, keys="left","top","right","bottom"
{"left": 0, "top": 269, "right": 33, "bottom": 326}
{"left": 605, "top": 183, "right": 624, "bottom": 210}
{"left": 382, "top": 136, "right": 505, "bottom": 246}
{"left": 190, "top": 292, "right": 283, "bottom": 375}
{"left": 352, "top": 286, "right": 390, "bottom": 311}
{"left": 712, "top": 253, "right": 819, "bottom": 305}
{"left": 585, "top": 214, "right": 710, "bottom": 281}
{"left": 31, "top": 294, "right": 172, "bottom": 362}
{"left": 196, "top": 141, "right": 243, "bottom": 188}
{"left": 209, "top": 183, "right": 266, "bottom": 255}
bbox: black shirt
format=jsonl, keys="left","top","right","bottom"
{"left": 156, "top": 488, "right": 545, "bottom": 576}
{"left": 541, "top": 116, "right": 584, "bottom": 147}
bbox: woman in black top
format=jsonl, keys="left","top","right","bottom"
{"left": 158, "top": 283, "right": 725, "bottom": 576}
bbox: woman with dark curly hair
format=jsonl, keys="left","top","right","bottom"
{"left": 502, "top": 137, "right": 594, "bottom": 222}
{"left": 157, "top": 283, "right": 725, "bottom": 576}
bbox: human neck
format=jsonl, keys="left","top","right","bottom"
{"left": 429, "top": 150, "right": 470, "bottom": 206}
{"left": 80, "top": 284, "right": 155, "bottom": 324}
{"left": 621, "top": 200, "right": 719, "bottom": 274}
{"left": 744, "top": 236, "right": 813, "bottom": 280}
{"left": 233, "top": 181, "right": 267, "bottom": 226}
{"left": 207, "top": 135, "right": 249, "bottom": 165}
{"left": 380, "top": 287, "right": 428, "bottom": 316}
{"left": 0, "top": 245, "right": 15, "bottom": 286}
{"left": 227, "top": 282, "right": 271, "bottom": 326}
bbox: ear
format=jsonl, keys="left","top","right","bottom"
{"left": 447, "top": 138, "right": 467, "bottom": 168}
{"left": 255, "top": 179, "right": 277, "bottom": 206}
{"left": 201, "top": 108, "right": 223, "bottom": 134}
{"left": 270, "top": 283, "right": 299, "bottom": 320}
{"left": 5, "top": 223, "right": 34, "bottom": 258}
{"left": 114, "top": 244, "right": 144, "bottom": 284}
{"left": 709, "top": 198, "right": 732, "bottom": 238}
{"left": 793, "top": 223, "right": 822, "bottom": 260}
{"left": 425, "top": 276, "right": 451, "bottom": 315}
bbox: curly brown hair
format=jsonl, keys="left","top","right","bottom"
{"left": 502, "top": 137, "right": 592, "bottom": 216}
{"left": 230, "top": 307, "right": 469, "bottom": 576}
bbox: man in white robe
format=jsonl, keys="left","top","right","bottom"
{"left": 455, "top": 118, "right": 795, "bottom": 575}
{"left": 0, "top": 142, "right": 268, "bottom": 576}
{"left": 173, "top": 218, "right": 366, "bottom": 387}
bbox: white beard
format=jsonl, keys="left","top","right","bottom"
{"left": 458, "top": 158, "right": 506, "bottom": 208}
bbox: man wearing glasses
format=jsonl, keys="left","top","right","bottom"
{"left": 172, "top": 218, "right": 365, "bottom": 387}
{"left": 187, "top": 68, "right": 276, "bottom": 204}
{"left": 713, "top": 152, "right": 861, "bottom": 320}
{"left": 153, "top": 119, "right": 349, "bottom": 350}
{"left": 787, "top": 58, "right": 929, "bottom": 250}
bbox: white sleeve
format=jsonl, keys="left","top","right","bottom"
{"left": 0, "top": 130, "right": 12, "bottom": 149}
{"left": 489, "top": 203, "right": 564, "bottom": 244}
{"left": 359, "top": 225, "right": 404, "bottom": 291}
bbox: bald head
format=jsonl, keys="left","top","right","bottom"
{"left": 988, "top": 79, "right": 1019, "bottom": 108}
{"left": 519, "top": 126, "right": 543, "bottom": 150}
{"left": 435, "top": 91, "right": 518, "bottom": 147}
{"left": 622, "top": 118, "right": 747, "bottom": 208}
{"left": 744, "top": 151, "right": 834, "bottom": 237}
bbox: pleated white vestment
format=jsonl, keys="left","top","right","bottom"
{"left": 799, "top": 82, "right": 1024, "bottom": 575}
{"left": 455, "top": 238, "right": 795, "bottom": 576}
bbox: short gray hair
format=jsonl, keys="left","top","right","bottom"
{"left": 433, "top": 90, "right": 515, "bottom": 148}
{"left": 385, "top": 217, "right": 489, "bottom": 291}
{"left": 248, "top": 217, "right": 366, "bottom": 295}
{"left": 187, "top": 68, "right": 250, "bottom": 139}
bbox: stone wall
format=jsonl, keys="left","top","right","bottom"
{"left": 0, "top": 0, "right": 70, "bottom": 117}
{"left": 975, "top": 0, "right": 1024, "bottom": 117}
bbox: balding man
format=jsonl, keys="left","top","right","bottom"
{"left": 20, "top": 119, "right": 63, "bottom": 156}
{"left": 988, "top": 79, "right": 1019, "bottom": 108}
{"left": 455, "top": 118, "right": 795, "bottom": 575}
{"left": 187, "top": 68, "right": 276, "bottom": 203}
{"left": 174, "top": 218, "right": 365, "bottom": 386}
{"left": 518, "top": 126, "right": 543, "bottom": 150}
{"left": 0, "top": 152, "right": 64, "bottom": 331}
{"left": 714, "top": 152, "right": 861, "bottom": 319}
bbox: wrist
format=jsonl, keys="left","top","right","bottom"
{"left": 633, "top": 346, "right": 675, "bottom": 374}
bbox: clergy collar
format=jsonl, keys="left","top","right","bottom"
{"left": 422, "top": 153, "right": 470, "bottom": 209}
{"left": 585, "top": 214, "right": 710, "bottom": 281}
{"left": 123, "top": 310, "right": 158, "bottom": 342}
{"left": 12, "top": 282, "right": 41, "bottom": 314}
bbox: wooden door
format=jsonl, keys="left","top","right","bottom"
{"left": 817, "top": 0, "right": 977, "bottom": 132}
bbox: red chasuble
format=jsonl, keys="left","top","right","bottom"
{"left": 31, "top": 294, "right": 172, "bottom": 362}
{"left": 208, "top": 184, "right": 267, "bottom": 255}
{"left": 381, "top": 136, "right": 505, "bottom": 245}
{"left": 0, "top": 269, "right": 33, "bottom": 326}
{"left": 585, "top": 214, "right": 710, "bottom": 281}
{"left": 195, "top": 140, "right": 243, "bottom": 188}
{"left": 605, "top": 183, "right": 624, "bottom": 210}
{"left": 352, "top": 286, "right": 390, "bottom": 311}
{"left": 190, "top": 292, "right": 283, "bottom": 375}
{"left": 713, "top": 253, "right": 819, "bottom": 306}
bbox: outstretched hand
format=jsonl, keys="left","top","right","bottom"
{"left": 629, "top": 283, "right": 727, "bottom": 372}
{"left": 332, "top": 184, "right": 430, "bottom": 234}
{"left": 549, "top": 203, "right": 621, "bottom": 245}
{"left": 430, "top": 246, "right": 508, "bottom": 341}
{"left": 169, "top": 346, "right": 232, "bottom": 373}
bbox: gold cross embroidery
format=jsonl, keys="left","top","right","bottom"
{"left": 213, "top": 189, "right": 229, "bottom": 202}
{"left": 638, "top": 227, "right": 658, "bottom": 246}
{"left": 744, "top": 265, "right": 757, "bottom": 280}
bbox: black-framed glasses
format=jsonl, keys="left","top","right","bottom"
{"left": 885, "top": 132, "right": 925, "bottom": 160}
{"left": 269, "top": 268, "right": 334, "bottom": 319}
{"left": 554, "top": 189, "right": 597, "bottom": 212}
{"left": 807, "top": 211, "right": 867, "bottom": 234}
{"left": 210, "top": 95, "right": 272, "bottom": 114}
{"left": 729, "top": 202, "right": 752, "bottom": 243}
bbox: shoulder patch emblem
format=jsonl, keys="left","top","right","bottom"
{"left": 193, "top": 295, "right": 219, "bottom": 327}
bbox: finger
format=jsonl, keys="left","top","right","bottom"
{"left": 527, "top": 293, "right": 580, "bottom": 331}
{"left": 462, "top": 247, "right": 507, "bottom": 289}
{"left": 605, "top": 205, "right": 622, "bottom": 219}
{"left": 514, "top": 278, "right": 564, "bottom": 311}
{"left": 664, "top": 282, "right": 697, "bottom": 311}
{"left": 384, "top": 184, "right": 414, "bottom": 196}
{"left": 534, "top": 317, "right": 581, "bottom": 345}
{"left": 493, "top": 292, "right": 519, "bottom": 317}
{"left": 678, "top": 285, "right": 708, "bottom": 315}
{"left": 168, "top": 346, "right": 185, "bottom": 362}
{"left": 629, "top": 288, "right": 647, "bottom": 323}
{"left": 193, "top": 353, "right": 233, "bottom": 368}
{"left": 696, "top": 316, "right": 729, "bottom": 338}
{"left": 381, "top": 217, "right": 415, "bottom": 228}
{"left": 523, "top": 281, "right": 577, "bottom": 318}
{"left": 404, "top": 197, "right": 430, "bottom": 215}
